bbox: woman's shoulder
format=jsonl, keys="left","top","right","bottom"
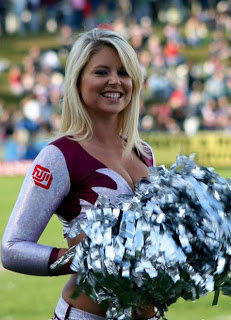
{"left": 49, "top": 135, "right": 73, "bottom": 147}
{"left": 49, "top": 135, "right": 80, "bottom": 153}
{"left": 140, "top": 140, "right": 156, "bottom": 167}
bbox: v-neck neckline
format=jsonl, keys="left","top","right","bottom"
{"left": 75, "top": 140, "right": 149, "bottom": 192}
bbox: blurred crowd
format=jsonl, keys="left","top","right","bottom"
{"left": 1, "top": 0, "right": 231, "bottom": 160}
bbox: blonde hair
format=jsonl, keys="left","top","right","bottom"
{"left": 60, "top": 27, "right": 148, "bottom": 156}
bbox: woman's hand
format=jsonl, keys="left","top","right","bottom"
{"left": 50, "top": 232, "right": 87, "bottom": 276}
{"left": 57, "top": 248, "right": 69, "bottom": 259}
{"left": 50, "top": 246, "right": 77, "bottom": 276}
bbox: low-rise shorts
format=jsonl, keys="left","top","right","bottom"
{"left": 52, "top": 296, "right": 106, "bottom": 320}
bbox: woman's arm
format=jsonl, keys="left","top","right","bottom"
{"left": 1, "top": 144, "right": 71, "bottom": 276}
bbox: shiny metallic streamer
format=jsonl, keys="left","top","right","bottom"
{"left": 51, "top": 154, "right": 231, "bottom": 320}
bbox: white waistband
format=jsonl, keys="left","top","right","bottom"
{"left": 55, "top": 296, "right": 106, "bottom": 320}
{"left": 55, "top": 296, "right": 160, "bottom": 320}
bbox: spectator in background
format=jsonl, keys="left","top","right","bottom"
{"left": 131, "top": 0, "right": 151, "bottom": 22}
{"left": 58, "top": 24, "right": 73, "bottom": 58}
{"left": 21, "top": 59, "right": 36, "bottom": 93}
{"left": 168, "top": 89, "right": 188, "bottom": 130}
{"left": 163, "top": 38, "right": 185, "bottom": 67}
{"left": 27, "top": 45, "right": 41, "bottom": 71}
{"left": 184, "top": 13, "right": 208, "bottom": 46}
{"left": 10, "top": 0, "right": 27, "bottom": 35}
{"left": 163, "top": 22, "right": 184, "bottom": 44}
{"left": 59, "top": 0, "right": 73, "bottom": 27}
{"left": 147, "top": 33, "right": 165, "bottom": 69}
{"left": 201, "top": 97, "right": 219, "bottom": 130}
{"left": 204, "top": 67, "right": 227, "bottom": 100}
{"left": 128, "top": 23, "right": 145, "bottom": 54}
{"left": 139, "top": 49, "right": 152, "bottom": 78}
{"left": 112, "top": 17, "right": 128, "bottom": 39}
{"left": 148, "top": 102, "right": 173, "bottom": 132}
{"left": 139, "top": 114, "right": 155, "bottom": 132}
{"left": 225, "top": 68, "right": 231, "bottom": 99}
{"left": 40, "top": 49, "right": 61, "bottom": 71}
{"left": 70, "top": 0, "right": 86, "bottom": 31}
{"left": 8, "top": 65, "right": 24, "bottom": 96}
{"left": 215, "top": 96, "right": 231, "bottom": 131}
{"left": 42, "top": 0, "right": 60, "bottom": 27}
{"left": 17, "top": 95, "right": 41, "bottom": 133}
{"left": 209, "top": 29, "right": 231, "bottom": 60}
{"left": 0, "top": 1, "right": 9, "bottom": 35}
{"left": 146, "top": 71, "right": 173, "bottom": 103}
{"left": 0, "top": 102, "right": 15, "bottom": 142}
{"left": 140, "top": 16, "right": 153, "bottom": 42}
{"left": 27, "top": 0, "right": 41, "bottom": 34}
{"left": 187, "top": 80, "right": 205, "bottom": 118}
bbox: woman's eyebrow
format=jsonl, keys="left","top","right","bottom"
{"left": 92, "top": 64, "right": 125, "bottom": 70}
{"left": 92, "top": 64, "right": 110, "bottom": 69}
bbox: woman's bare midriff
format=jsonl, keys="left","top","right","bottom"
{"left": 62, "top": 274, "right": 107, "bottom": 316}
{"left": 62, "top": 234, "right": 107, "bottom": 316}
{"left": 61, "top": 234, "right": 156, "bottom": 319}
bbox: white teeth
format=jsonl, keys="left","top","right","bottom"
{"left": 102, "top": 92, "right": 121, "bottom": 99}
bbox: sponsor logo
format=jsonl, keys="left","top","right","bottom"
{"left": 32, "top": 164, "right": 53, "bottom": 189}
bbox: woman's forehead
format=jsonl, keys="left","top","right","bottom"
{"left": 85, "top": 46, "right": 124, "bottom": 68}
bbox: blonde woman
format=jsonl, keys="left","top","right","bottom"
{"left": 1, "top": 28, "right": 156, "bottom": 320}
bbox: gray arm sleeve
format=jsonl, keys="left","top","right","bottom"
{"left": 1, "top": 145, "right": 70, "bottom": 276}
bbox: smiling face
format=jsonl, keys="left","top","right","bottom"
{"left": 78, "top": 45, "right": 133, "bottom": 120}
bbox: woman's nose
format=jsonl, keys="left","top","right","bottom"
{"left": 108, "top": 73, "right": 121, "bottom": 85}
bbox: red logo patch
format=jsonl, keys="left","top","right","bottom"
{"left": 32, "top": 164, "right": 53, "bottom": 189}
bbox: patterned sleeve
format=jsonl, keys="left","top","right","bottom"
{"left": 1, "top": 145, "right": 70, "bottom": 276}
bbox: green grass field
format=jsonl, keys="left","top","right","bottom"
{"left": 1, "top": 172, "right": 231, "bottom": 320}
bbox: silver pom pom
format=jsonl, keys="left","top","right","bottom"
{"left": 51, "top": 154, "right": 231, "bottom": 320}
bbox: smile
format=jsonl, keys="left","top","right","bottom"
{"left": 101, "top": 92, "right": 122, "bottom": 99}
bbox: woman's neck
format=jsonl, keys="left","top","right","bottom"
{"left": 91, "top": 118, "right": 120, "bottom": 147}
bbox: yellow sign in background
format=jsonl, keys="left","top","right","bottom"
{"left": 142, "top": 132, "right": 231, "bottom": 168}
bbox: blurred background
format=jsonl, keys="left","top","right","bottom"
{"left": 1, "top": 2, "right": 231, "bottom": 320}
{"left": 1, "top": 0, "right": 231, "bottom": 171}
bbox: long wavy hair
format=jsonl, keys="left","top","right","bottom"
{"left": 60, "top": 27, "right": 148, "bottom": 156}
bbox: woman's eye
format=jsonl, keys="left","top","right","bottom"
{"left": 119, "top": 70, "right": 129, "bottom": 76}
{"left": 95, "top": 70, "right": 108, "bottom": 75}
